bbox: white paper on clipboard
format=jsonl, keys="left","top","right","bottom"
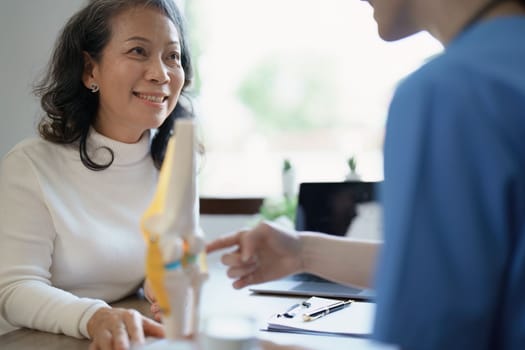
{"left": 266, "top": 296, "right": 375, "bottom": 337}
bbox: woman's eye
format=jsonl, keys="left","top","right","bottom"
{"left": 167, "top": 52, "right": 181, "bottom": 64}
{"left": 129, "top": 47, "right": 146, "bottom": 56}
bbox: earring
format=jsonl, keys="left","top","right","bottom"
{"left": 90, "top": 83, "right": 99, "bottom": 93}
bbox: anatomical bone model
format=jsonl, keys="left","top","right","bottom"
{"left": 141, "top": 118, "right": 208, "bottom": 339}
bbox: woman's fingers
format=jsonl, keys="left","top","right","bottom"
{"left": 142, "top": 316, "right": 165, "bottom": 338}
{"left": 122, "top": 310, "right": 144, "bottom": 344}
{"left": 111, "top": 322, "right": 130, "bottom": 350}
{"left": 88, "top": 308, "right": 163, "bottom": 350}
{"left": 149, "top": 303, "right": 163, "bottom": 322}
{"left": 150, "top": 303, "right": 159, "bottom": 314}
{"left": 90, "top": 329, "right": 112, "bottom": 350}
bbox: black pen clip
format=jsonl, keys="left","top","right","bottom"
{"left": 277, "top": 300, "right": 311, "bottom": 318}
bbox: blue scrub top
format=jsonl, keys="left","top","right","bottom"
{"left": 373, "top": 17, "right": 525, "bottom": 350}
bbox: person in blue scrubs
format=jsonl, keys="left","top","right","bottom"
{"left": 373, "top": 1, "right": 525, "bottom": 349}
{"left": 207, "top": 1, "right": 525, "bottom": 349}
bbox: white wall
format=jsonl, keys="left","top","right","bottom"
{"left": 0, "top": 0, "right": 85, "bottom": 158}
{"left": 201, "top": 215, "right": 253, "bottom": 241}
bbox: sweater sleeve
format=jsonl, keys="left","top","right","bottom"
{"left": 0, "top": 148, "right": 108, "bottom": 338}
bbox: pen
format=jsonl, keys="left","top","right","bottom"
{"left": 277, "top": 303, "right": 300, "bottom": 318}
{"left": 302, "top": 300, "right": 353, "bottom": 322}
{"left": 277, "top": 300, "right": 312, "bottom": 318}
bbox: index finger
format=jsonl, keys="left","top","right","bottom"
{"left": 206, "top": 231, "right": 244, "bottom": 253}
{"left": 112, "top": 323, "right": 130, "bottom": 350}
{"left": 123, "top": 312, "right": 145, "bottom": 345}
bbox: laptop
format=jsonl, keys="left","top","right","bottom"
{"left": 249, "top": 181, "right": 381, "bottom": 301}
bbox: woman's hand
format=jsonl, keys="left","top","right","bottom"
{"left": 87, "top": 307, "right": 164, "bottom": 350}
{"left": 143, "top": 279, "right": 162, "bottom": 322}
{"left": 206, "top": 221, "right": 303, "bottom": 289}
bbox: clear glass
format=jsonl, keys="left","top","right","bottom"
{"left": 200, "top": 314, "right": 259, "bottom": 350}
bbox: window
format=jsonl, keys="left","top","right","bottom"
{"left": 186, "top": 0, "right": 442, "bottom": 197}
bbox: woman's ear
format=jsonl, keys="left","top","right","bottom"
{"left": 82, "top": 51, "right": 96, "bottom": 89}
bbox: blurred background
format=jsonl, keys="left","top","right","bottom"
{"left": 0, "top": 0, "right": 442, "bottom": 198}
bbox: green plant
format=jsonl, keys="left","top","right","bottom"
{"left": 348, "top": 156, "right": 357, "bottom": 173}
{"left": 258, "top": 195, "right": 297, "bottom": 223}
{"left": 236, "top": 54, "right": 340, "bottom": 132}
{"left": 283, "top": 159, "right": 292, "bottom": 172}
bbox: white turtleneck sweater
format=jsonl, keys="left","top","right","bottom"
{"left": 0, "top": 129, "right": 158, "bottom": 338}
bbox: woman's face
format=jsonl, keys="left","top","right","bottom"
{"left": 364, "top": 0, "right": 420, "bottom": 41}
{"left": 84, "top": 7, "right": 185, "bottom": 143}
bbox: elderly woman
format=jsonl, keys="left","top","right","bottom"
{"left": 0, "top": 0, "right": 193, "bottom": 349}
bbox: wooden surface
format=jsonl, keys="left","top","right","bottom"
{"left": 0, "top": 295, "right": 152, "bottom": 350}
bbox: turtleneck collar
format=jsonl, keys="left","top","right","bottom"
{"left": 87, "top": 127, "right": 152, "bottom": 166}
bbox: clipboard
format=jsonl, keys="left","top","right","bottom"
{"left": 265, "top": 296, "right": 375, "bottom": 337}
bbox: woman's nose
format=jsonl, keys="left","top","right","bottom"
{"left": 145, "top": 57, "right": 170, "bottom": 84}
